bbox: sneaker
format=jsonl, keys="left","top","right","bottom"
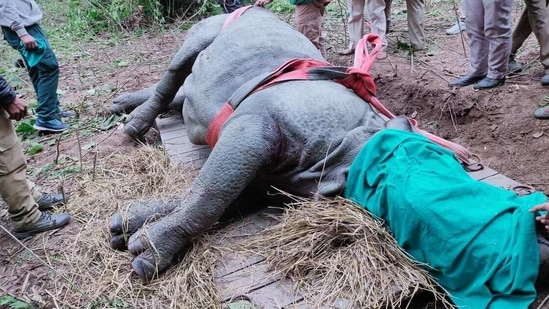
{"left": 446, "top": 21, "right": 466, "bottom": 35}
{"left": 37, "top": 193, "right": 69, "bottom": 211}
{"left": 12, "top": 212, "right": 71, "bottom": 239}
{"left": 508, "top": 58, "right": 523, "bottom": 75}
{"left": 34, "top": 119, "right": 69, "bottom": 132}
{"left": 59, "top": 110, "right": 77, "bottom": 118}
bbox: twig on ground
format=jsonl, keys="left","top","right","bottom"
{"left": 92, "top": 151, "right": 98, "bottom": 182}
{"left": 54, "top": 133, "right": 62, "bottom": 165}
{"left": 387, "top": 56, "right": 397, "bottom": 77}
{"left": 418, "top": 60, "right": 449, "bottom": 82}
{"left": 451, "top": 0, "right": 467, "bottom": 58}
{"left": 76, "top": 127, "right": 83, "bottom": 172}
{"left": 410, "top": 51, "right": 414, "bottom": 73}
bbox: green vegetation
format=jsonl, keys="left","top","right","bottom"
{"left": 0, "top": 295, "right": 33, "bottom": 309}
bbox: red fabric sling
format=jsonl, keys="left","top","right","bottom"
{"left": 206, "top": 7, "right": 471, "bottom": 163}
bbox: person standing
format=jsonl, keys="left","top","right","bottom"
{"left": 339, "top": 0, "right": 425, "bottom": 57}
{"left": 339, "top": 0, "right": 391, "bottom": 57}
{"left": 0, "top": 0, "right": 70, "bottom": 132}
{"left": 0, "top": 75, "right": 70, "bottom": 239}
{"left": 508, "top": 0, "right": 549, "bottom": 87}
{"left": 448, "top": 0, "right": 514, "bottom": 90}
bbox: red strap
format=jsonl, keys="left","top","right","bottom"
{"left": 222, "top": 6, "right": 254, "bottom": 30}
{"left": 204, "top": 32, "right": 471, "bottom": 163}
{"left": 206, "top": 102, "right": 234, "bottom": 147}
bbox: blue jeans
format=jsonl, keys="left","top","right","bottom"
{"left": 2, "top": 24, "right": 60, "bottom": 121}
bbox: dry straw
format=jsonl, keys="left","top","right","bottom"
{"left": 48, "top": 145, "right": 221, "bottom": 308}
{"left": 239, "top": 193, "right": 454, "bottom": 308}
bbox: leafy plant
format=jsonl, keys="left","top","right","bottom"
{"left": 27, "top": 143, "right": 44, "bottom": 156}
{"left": 15, "top": 119, "right": 36, "bottom": 135}
{"left": 0, "top": 296, "right": 32, "bottom": 309}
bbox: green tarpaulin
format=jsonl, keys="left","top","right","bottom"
{"left": 344, "top": 129, "right": 546, "bottom": 308}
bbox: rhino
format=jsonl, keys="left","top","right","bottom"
{"left": 109, "top": 6, "right": 399, "bottom": 277}
{"left": 108, "top": 6, "right": 549, "bottom": 308}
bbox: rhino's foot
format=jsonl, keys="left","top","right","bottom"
{"left": 123, "top": 114, "right": 156, "bottom": 138}
{"left": 127, "top": 218, "right": 190, "bottom": 281}
{"left": 109, "top": 199, "right": 180, "bottom": 250}
{"left": 110, "top": 90, "right": 154, "bottom": 115}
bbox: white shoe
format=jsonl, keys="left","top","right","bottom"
{"left": 445, "top": 21, "right": 466, "bottom": 35}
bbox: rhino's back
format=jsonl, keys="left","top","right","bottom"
{"left": 185, "top": 8, "right": 323, "bottom": 107}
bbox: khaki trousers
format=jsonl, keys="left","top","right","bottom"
{"left": 0, "top": 110, "right": 40, "bottom": 229}
{"left": 511, "top": 0, "right": 549, "bottom": 75}
{"left": 405, "top": 0, "right": 425, "bottom": 50}
{"left": 348, "top": 0, "right": 424, "bottom": 49}
{"left": 295, "top": 0, "right": 326, "bottom": 56}
{"left": 465, "top": 0, "right": 514, "bottom": 79}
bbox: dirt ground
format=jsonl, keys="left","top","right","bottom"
{"left": 1, "top": 0, "right": 549, "bottom": 308}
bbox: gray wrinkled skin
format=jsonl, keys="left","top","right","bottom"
{"left": 109, "top": 7, "right": 415, "bottom": 281}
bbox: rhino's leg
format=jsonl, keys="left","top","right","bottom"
{"left": 110, "top": 86, "right": 187, "bottom": 115}
{"left": 109, "top": 198, "right": 181, "bottom": 250}
{"left": 123, "top": 14, "right": 227, "bottom": 137}
{"left": 125, "top": 117, "right": 277, "bottom": 280}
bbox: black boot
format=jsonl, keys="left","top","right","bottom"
{"left": 37, "top": 193, "right": 69, "bottom": 211}
{"left": 12, "top": 212, "right": 71, "bottom": 239}
{"left": 508, "top": 57, "right": 523, "bottom": 75}
{"left": 473, "top": 77, "right": 505, "bottom": 90}
{"left": 448, "top": 74, "right": 486, "bottom": 87}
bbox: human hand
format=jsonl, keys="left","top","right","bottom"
{"left": 530, "top": 202, "right": 549, "bottom": 230}
{"left": 20, "top": 34, "right": 37, "bottom": 49}
{"left": 3, "top": 96, "right": 28, "bottom": 121}
{"left": 255, "top": 0, "right": 271, "bottom": 7}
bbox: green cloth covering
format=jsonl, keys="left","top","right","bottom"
{"left": 19, "top": 39, "right": 47, "bottom": 68}
{"left": 343, "top": 129, "right": 546, "bottom": 309}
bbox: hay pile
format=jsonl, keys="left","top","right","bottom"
{"left": 51, "top": 145, "right": 223, "bottom": 308}
{"left": 239, "top": 194, "right": 453, "bottom": 308}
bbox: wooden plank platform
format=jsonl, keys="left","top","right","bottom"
{"left": 155, "top": 113, "right": 531, "bottom": 308}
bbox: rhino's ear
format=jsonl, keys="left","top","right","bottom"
{"left": 384, "top": 117, "right": 413, "bottom": 132}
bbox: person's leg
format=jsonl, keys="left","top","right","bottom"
{"left": 24, "top": 25, "right": 61, "bottom": 122}
{"left": 449, "top": 0, "right": 488, "bottom": 86}
{"left": 465, "top": 0, "right": 489, "bottom": 77}
{"left": 367, "top": 0, "right": 388, "bottom": 46}
{"left": 406, "top": 0, "right": 425, "bottom": 50}
{"left": 0, "top": 112, "right": 41, "bottom": 230}
{"left": 484, "top": 0, "right": 513, "bottom": 80}
{"left": 525, "top": 0, "right": 549, "bottom": 80}
{"left": 511, "top": 8, "right": 531, "bottom": 55}
{"left": 385, "top": 0, "right": 392, "bottom": 32}
{"left": 295, "top": 1, "right": 326, "bottom": 56}
{"left": 509, "top": 7, "right": 531, "bottom": 73}
{"left": 341, "top": 0, "right": 365, "bottom": 53}
{"left": 2, "top": 26, "right": 67, "bottom": 131}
